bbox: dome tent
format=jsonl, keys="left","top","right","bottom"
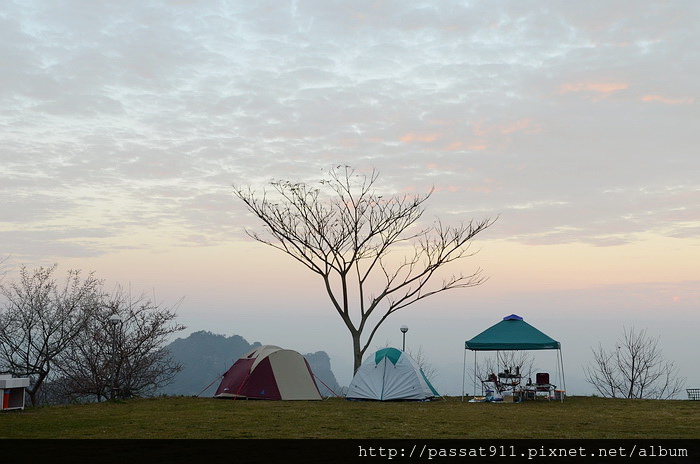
{"left": 346, "top": 347, "right": 439, "bottom": 401}
{"left": 215, "top": 345, "right": 322, "bottom": 400}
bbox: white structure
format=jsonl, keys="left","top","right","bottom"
{"left": 0, "top": 375, "right": 30, "bottom": 411}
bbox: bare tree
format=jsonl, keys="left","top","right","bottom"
{"left": 584, "top": 327, "right": 685, "bottom": 399}
{"left": 234, "top": 166, "right": 494, "bottom": 374}
{"left": 406, "top": 345, "right": 438, "bottom": 383}
{"left": 52, "top": 287, "right": 185, "bottom": 402}
{"left": 0, "top": 265, "right": 101, "bottom": 405}
{"left": 0, "top": 254, "right": 8, "bottom": 282}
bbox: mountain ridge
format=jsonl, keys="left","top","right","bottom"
{"left": 161, "top": 330, "right": 342, "bottom": 397}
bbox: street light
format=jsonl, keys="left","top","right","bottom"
{"left": 400, "top": 325, "right": 409, "bottom": 351}
{"left": 108, "top": 314, "right": 122, "bottom": 400}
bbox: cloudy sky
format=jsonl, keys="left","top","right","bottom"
{"left": 2, "top": 0, "right": 698, "bottom": 395}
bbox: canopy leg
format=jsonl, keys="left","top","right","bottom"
{"left": 461, "top": 347, "right": 467, "bottom": 402}
{"left": 558, "top": 349, "right": 566, "bottom": 402}
{"left": 473, "top": 350, "right": 477, "bottom": 397}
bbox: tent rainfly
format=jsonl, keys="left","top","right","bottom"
{"left": 215, "top": 345, "right": 322, "bottom": 400}
{"left": 462, "top": 314, "right": 566, "bottom": 401}
{"left": 346, "top": 347, "right": 439, "bottom": 401}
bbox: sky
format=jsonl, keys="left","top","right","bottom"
{"left": 1, "top": 0, "right": 698, "bottom": 396}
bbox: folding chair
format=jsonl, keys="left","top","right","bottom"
{"left": 535, "top": 372, "right": 555, "bottom": 400}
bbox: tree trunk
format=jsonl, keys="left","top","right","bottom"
{"left": 27, "top": 371, "right": 47, "bottom": 406}
{"left": 352, "top": 331, "right": 363, "bottom": 375}
{"left": 27, "top": 389, "right": 37, "bottom": 407}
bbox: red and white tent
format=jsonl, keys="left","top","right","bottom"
{"left": 214, "top": 345, "right": 322, "bottom": 400}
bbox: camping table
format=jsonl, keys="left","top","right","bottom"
{"left": 480, "top": 374, "right": 500, "bottom": 395}
{"left": 498, "top": 372, "right": 522, "bottom": 393}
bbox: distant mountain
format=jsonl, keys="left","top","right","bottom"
{"left": 161, "top": 331, "right": 260, "bottom": 396}
{"left": 160, "top": 331, "right": 342, "bottom": 397}
{"left": 301, "top": 350, "right": 343, "bottom": 396}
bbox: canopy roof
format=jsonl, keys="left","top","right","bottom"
{"left": 465, "top": 314, "right": 561, "bottom": 351}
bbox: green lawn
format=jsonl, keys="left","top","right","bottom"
{"left": 1, "top": 396, "right": 698, "bottom": 439}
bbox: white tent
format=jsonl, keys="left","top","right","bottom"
{"left": 346, "top": 347, "right": 439, "bottom": 401}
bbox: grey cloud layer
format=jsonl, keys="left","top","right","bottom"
{"left": 1, "top": 0, "right": 698, "bottom": 260}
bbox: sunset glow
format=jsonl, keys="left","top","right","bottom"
{"left": 1, "top": 1, "right": 698, "bottom": 395}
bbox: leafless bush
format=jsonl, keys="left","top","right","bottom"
{"left": 584, "top": 327, "right": 685, "bottom": 399}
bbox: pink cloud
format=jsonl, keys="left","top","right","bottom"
{"left": 500, "top": 118, "right": 542, "bottom": 135}
{"left": 641, "top": 94, "right": 695, "bottom": 105}
{"left": 467, "top": 178, "right": 501, "bottom": 194}
{"left": 472, "top": 118, "right": 541, "bottom": 137}
{"left": 425, "top": 163, "right": 463, "bottom": 172}
{"left": 558, "top": 81, "right": 629, "bottom": 99}
{"left": 444, "top": 141, "right": 488, "bottom": 151}
{"left": 433, "top": 185, "right": 461, "bottom": 193}
{"left": 401, "top": 133, "right": 440, "bottom": 143}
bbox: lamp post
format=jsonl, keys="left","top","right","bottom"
{"left": 400, "top": 325, "right": 409, "bottom": 351}
{"left": 108, "top": 314, "right": 122, "bottom": 400}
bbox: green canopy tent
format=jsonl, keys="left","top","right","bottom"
{"left": 462, "top": 314, "right": 566, "bottom": 402}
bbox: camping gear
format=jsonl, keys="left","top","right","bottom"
{"left": 462, "top": 314, "right": 566, "bottom": 402}
{"left": 532, "top": 372, "right": 557, "bottom": 399}
{"left": 346, "top": 347, "right": 439, "bottom": 401}
{"left": 214, "top": 345, "right": 322, "bottom": 400}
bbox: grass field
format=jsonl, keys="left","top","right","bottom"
{"left": 2, "top": 395, "right": 699, "bottom": 439}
